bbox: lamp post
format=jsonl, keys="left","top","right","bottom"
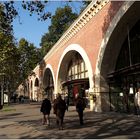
{"left": 0, "top": 73, "right": 5, "bottom": 110}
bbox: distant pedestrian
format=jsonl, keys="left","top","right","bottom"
{"left": 21, "top": 96, "right": 24, "bottom": 103}
{"left": 75, "top": 94, "right": 86, "bottom": 125}
{"left": 134, "top": 88, "right": 140, "bottom": 117}
{"left": 40, "top": 95, "right": 52, "bottom": 125}
{"left": 64, "top": 93, "right": 69, "bottom": 111}
{"left": 53, "top": 93, "right": 67, "bottom": 130}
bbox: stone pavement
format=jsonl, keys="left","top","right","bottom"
{"left": 0, "top": 103, "right": 140, "bottom": 139}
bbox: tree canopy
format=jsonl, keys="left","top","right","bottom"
{"left": 0, "top": 1, "right": 91, "bottom": 94}
{"left": 18, "top": 38, "right": 42, "bottom": 82}
{"left": 40, "top": 5, "right": 78, "bottom": 56}
{"left": 0, "top": 7, "right": 20, "bottom": 94}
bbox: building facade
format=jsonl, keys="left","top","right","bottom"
{"left": 18, "top": 1, "right": 140, "bottom": 113}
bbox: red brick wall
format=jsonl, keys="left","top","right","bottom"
{"left": 36, "top": 1, "right": 124, "bottom": 79}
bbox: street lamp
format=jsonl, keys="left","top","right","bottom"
{"left": 0, "top": 73, "right": 5, "bottom": 110}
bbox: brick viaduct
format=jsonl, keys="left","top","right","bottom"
{"left": 17, "top": 1, "right": 140, "bottom": 112}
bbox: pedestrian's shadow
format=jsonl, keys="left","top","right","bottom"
{"left": 16, "top": 111, "right": 140, "bottom": 139}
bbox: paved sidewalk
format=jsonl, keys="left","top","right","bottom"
{"left": 0, "top": 103, "right": 140, "bottom": 139}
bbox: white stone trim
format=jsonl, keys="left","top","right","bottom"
{"left": 29, "top": 74, "right": 40, "bottom": 101}
{"left": 32, "top": 76, "right": 37, "bottom": 100}
{"left": 55, "top": 44, "right": 94, "bottom": 94}
{"left": 33, "top": 65, "right": 39, "bottom": 73}
{"left": 43, "top": 64, "right": 55, "bottom": 89}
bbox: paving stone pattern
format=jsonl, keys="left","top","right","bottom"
{"left": 0, "top": 103, "right": 140, "bottom": 139}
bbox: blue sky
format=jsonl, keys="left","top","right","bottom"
{"left": 12, "top": 1, "right": 83, "bottom": 48}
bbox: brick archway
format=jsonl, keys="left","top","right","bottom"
{"left": 43, "top": 64, "right": 55, "bottom": 101}
{"left": 55, "top": 44, "right": 94, "bottom": 95}
{"left": 95, "top": 1, "right": 140, "bottom": 111}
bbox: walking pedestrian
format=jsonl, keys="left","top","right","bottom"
{"left": 40, "top": 95, "right": 52, "bottom": 125}
{"left": 75, "top": 94, "right": 86, "bottom": 125}
{"left": 134, "top": 87, "right": 140, "bottom": 117}
{"left": 53, "top": 93, "right": 67, "bottom": 130}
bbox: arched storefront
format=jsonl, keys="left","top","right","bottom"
{"left": 56, "top": 44, "right": 94, "bottom": 107}
{"left": 43, "top": 66, "right": 55, "bottom": 101}
{"left": 61, "top": 52, "right": 89, "bottom": 105}
{"left": 97, "top": 2, "right": 140, "bottom": 112}
{"left": 108, "top": 19, "right": 140, "bottom": 113}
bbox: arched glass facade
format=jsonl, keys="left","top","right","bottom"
{"left": 67, "top": 53, "right": 88, "bottom": 81}
{"left": 62, "top": 52, "right": 89, "bottom": 105}
{"left": 108, "top": 20, "right": 140, "bottom": 113}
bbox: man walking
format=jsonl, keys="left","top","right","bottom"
{"left": 40, "top": 95, "right": 52, "bottom": 125}
{"left": 75, "top": 94, "right": 86, "bottom": 125}
{"left": 53, "top": 93, "right": 67, "bottom": 130}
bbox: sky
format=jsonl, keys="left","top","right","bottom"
{"left": 12, "top": 1, "right": 83, "bottom": 48}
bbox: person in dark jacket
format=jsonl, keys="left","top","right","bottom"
{"left": 75, "top": 94, "right": 86, "bottom": 125}
{"left": 40, "top": 95, "right": 52, "bottom": 125}
{"left": 53, "top": 93, "right": 66, "bottom": 130}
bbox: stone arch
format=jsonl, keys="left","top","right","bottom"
{"left": 34, "top": 78, "right": 39, "bottom": 87}
{"left": 56, "top": 44, "right": 93, "bottom": 94}
{"left": 43, "top": 64, "right": 55, "bottom": 101}
{"left": 55, "top": 44, "right": 94, "bottom": 110}
{"left": 33, "top": 77, "right": 40, "bottom": 101}
{"left": 95, "top": 1, "right": 140, "bottom": 111}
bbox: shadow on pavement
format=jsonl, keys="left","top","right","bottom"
{"left": 0, "top": 113, "right": 23, "bottom": 120}
{"left": 15, "top": 111, "right": 140, "bottom": 139}
{"left": 1, "top": 104, "right": 140, "bottom": 139}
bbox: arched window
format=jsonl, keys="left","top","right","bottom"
{"left": 116, "top": 20, "right": 140, "bottom": 70}
{"left": 31, "top": 81, "right": 33, "bottom": 89}
{"left": 35, "top": 78, "right": 39, "bottom": 87}
{"left": 67, "top": 53, "right": 88, "bottom": 81}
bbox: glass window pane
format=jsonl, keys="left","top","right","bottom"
{"left": 75, "top": 74, "right": 78, "bottom": 79}
{"left": 81, "top": 62, "right": 84, "bottom": 71}
{"left": 68, "top": 69, "right": 71, "bottom": 76}
{"left": 85, "top": 64, "right": 88, "bottom": 71}
{"left": 81, "top": 73, "right": 85, "bottom": 78}
{"left": 72, "top": 66, "right": 74, "bottom": 75}
{"left": 71, "top": 75, "right": 74, "bottom": 80}
{"left": 75, "top": 65, "right": 77, "bottom": 74}
{"left": 85, "top": 71, "right": 88, "bottom": 78}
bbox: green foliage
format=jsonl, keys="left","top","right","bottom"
{"left": 1, "top": 1, "right": 50, "bottom": 23}
{"left": 21, "top": 1, "right": 51, "bottom": 21}
{"left": 0, "top": 4, "right": 13, "bottom": 35}
{"left": 0, "top": 4, "right": 20, "bottom": 94}
{"left": 0, "top": 31, "right": 20, "bottom": 93}
{"left": 18, "top": 38, "right": 42, "bottom": 83}
{"left": 0, "top": 4, "right": 43, "bottom": 92}
{"left": 80, "top": 1, "right": 91, "bottom": 13}
{"left": 40, "top": 5, "right": 78, "bottom": 56}
{"left": 82, "top": 1, "right": 91, "bottom": 6}
{"left": 0, "top": 1, "right": 90, "bottom": 93}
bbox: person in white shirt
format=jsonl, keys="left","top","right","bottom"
{"left": 134, "top": 88, "right": 140, "bottom": 117}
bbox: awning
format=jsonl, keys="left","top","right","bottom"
{"left": 108, "top": 63, "right": 140, "bottom": 78}
{"left": 62, "top": 78, "right": 89, "bottom": 87}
